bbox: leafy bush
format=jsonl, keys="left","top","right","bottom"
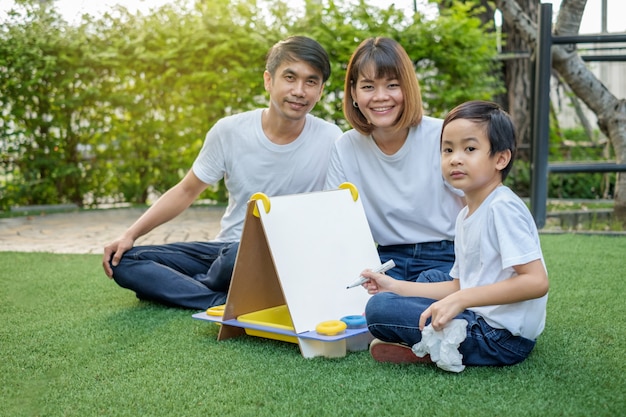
{"left": 0, "top": 0, "right": 502, "bottom": 209}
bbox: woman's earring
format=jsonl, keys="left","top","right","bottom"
{"left": 352, "top": 100, "right": 359, "bottom": 108}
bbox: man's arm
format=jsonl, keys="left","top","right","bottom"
{"left": 102, "top": 170, "right": 209, "bottom": 277}
{"left": 323, "top": 143, "right": 347, "bottom": 190}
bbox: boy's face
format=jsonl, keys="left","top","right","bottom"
{"left": 441, "top": 118, "right": 510, "bottom": 199}
{"left": 263, "top": 60, "right": 324, "bottom": 122}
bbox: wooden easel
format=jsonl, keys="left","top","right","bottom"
{"left": 193, "top": 185, "right": 380, "bottom": 357}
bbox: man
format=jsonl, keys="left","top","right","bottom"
{"left": 103, "top": 36, "right": 341, "bottom": 309}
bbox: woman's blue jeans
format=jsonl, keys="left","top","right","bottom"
{"left": 377, "top": 240, "right": 455, "bottom": 281}
{"left": 111, "top": 241, "right": 239, "bottom": 310}
{"left": 365, "top": 269, "right": 536, "bottom": 366}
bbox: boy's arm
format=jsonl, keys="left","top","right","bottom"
{"left": 419, "top": 259, "right": 549, "bottom": 331}
{"left": 361, "top": 270, "right": 460, "bottom": 300}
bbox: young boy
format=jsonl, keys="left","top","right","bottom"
{"left": 362, "top": 100, "right": 549, "bottom": 367}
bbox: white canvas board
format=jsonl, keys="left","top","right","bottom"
{"left": 256, "top": 188, "right": 381, "bottom": 334}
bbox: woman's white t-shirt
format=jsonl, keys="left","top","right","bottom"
{"left": 325, "top": 116, "right": 464, "bottom": 245}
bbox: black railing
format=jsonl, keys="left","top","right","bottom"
{"left": 529, "top": 2, "right": 626, "bottom": 228}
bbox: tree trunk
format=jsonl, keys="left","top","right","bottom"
{"left": 502, "top": 0, "right": 538, "bottom": 161}
{"left": 495, "top": 0, "right": 626, "bottom": 224}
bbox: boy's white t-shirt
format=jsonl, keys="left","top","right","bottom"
{"left": 192, "top": 109, "right": 342, "bottom": 242}
{"left": 325, "top": 116, "right": 464, "bottom": 245}
{"left": 450, "top": 185, "right": 548, "bottom": 340}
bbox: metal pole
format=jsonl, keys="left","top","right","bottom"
{"left": 601, "top": 0, "right": 607, "bottom": 33}
{"left": 530, "top": 3, "right": 553, "bottom": 228}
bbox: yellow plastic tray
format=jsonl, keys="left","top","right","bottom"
{"left": 237, "top": 305, "right": 298, "bottom": 344}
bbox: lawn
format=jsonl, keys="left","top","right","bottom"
{"left": 1, "top": 234, "right": 624, "bottom": 416}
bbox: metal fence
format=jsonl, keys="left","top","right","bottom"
{"left": 530, "top": 2, "right": 626, "bottom": 228}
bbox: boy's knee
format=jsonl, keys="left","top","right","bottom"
{"left": 365, "top": 292, "right": 396, "bottom": 320}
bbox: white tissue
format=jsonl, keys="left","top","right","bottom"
{"left": 412, "top": 318, "right": 468, "bottom": 373}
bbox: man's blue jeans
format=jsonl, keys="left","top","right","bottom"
{"left": 377, "top": 240, "right": 455, "bottom": 281}
{"left": 111, "top": 241, "right": 239, "bottom": 310}
{"left": 365, "top": 269, "right": 536, "bottom": 366}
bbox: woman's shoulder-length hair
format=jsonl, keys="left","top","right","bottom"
{"left": 343, "top": 37, "right": 423, "bottom": 135}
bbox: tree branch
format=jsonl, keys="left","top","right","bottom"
{"left": 494, "top": 0, "right": 619, "bottom": 136}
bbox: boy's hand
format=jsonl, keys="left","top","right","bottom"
{"left": 419, "top": 293, "right": 464, "bottom": 331}
{"left": 360, "top": 270, "right": 395, "bottom": 294}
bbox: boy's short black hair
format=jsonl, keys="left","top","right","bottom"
{"left": 442, "top": 100, "right": 517, "bottom": 181}
{"left": 265, "top": 36, "right": 331, "bottom": 83}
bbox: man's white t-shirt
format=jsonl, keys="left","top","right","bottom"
{"left": 450, "top": 185, "right": 548, "bottom": 340}
{"left": 192, "top": 109, "right": 342, "bottom": 242}
{"left": 325, "top": 116, "right": 464, "bottom": 245}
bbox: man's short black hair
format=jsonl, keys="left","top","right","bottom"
{"left": 266, "top": 36, "right": 331, "bottom": 83}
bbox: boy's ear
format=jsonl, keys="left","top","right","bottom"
{"left": 496, "top": 149, "right": 512, "bottom": 171}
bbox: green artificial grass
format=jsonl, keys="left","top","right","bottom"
{"left": 2, "top": 234, "right": 625, "bottom": 416}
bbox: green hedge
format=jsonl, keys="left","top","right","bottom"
{"left": 0, "top": 0, "right": 501, "bottom": 210}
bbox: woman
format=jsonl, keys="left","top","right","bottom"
{"left": 325, "top": 37, "right": 463, "bottom": 281}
